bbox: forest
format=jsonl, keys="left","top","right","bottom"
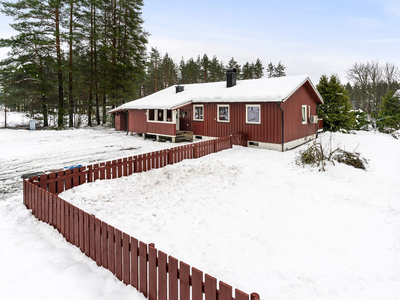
{"left": 0, "top": 0, "right": 286, "bottom": 128}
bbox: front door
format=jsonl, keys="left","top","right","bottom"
{"left": 179, "top": 108, "right": 191, "bottom": 131}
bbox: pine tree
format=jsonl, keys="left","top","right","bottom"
{"left": 241, "top": 62, "right": 253, "bottom": 80}
{"left": 266, "top": 63, "right": 275, "bottom": 78}
{"left": 317, "top": 74, "right": 355, "bottom": 132}
{"left": 253, "top": 58, "right": 264, "bottom": 79}
{"left": 0, "top": 0, "right": 57, "bottom": 126}
{"left": 208, "top": 56, "right": 224, "bottom": 82}
{"left": 160, "top": 53, "right": 177, "bottom": 88}
{"left": 64, "top": 0, "right": 83, "bottom": 127}
{"left": 275, "top": 61, "right": 286, "bottom": 77}
{"left": 200, "top": 54, "right": 210, "bottom": 83}
{"left": 185, "top": 57, "right": 200, "bottom": 84}
{"left": 227, "top": 57, "right": 241, "bottom": 78}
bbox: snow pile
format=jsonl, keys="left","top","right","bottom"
{"left": 1, "top": 124, "right": 400, "bottom": 300}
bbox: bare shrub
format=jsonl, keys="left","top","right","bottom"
{"left": 383, "top": 128, "right": 400, "bottom": 139}
{"left": 296, "top": 137, "right": 368, "bottom": 171}
{"left": 332, "top": 150, "right": 369, "bottom": 170}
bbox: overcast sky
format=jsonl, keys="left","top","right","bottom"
{"left": 1, "top": 0, "right": 399, "bottom": 84}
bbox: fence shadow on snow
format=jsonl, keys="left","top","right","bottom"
{"left": 23, "top": 134, "right": 260, "bottom": 300}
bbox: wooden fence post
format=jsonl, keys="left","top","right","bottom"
{"left": 193, "top": 143, "right": 198, "bottom": 159}
{"left": 87, "top": 165, "right": 93, "bottom": 183}
{"left": 213, "top": 139, "right": 216, "bottom": 153}
{"left": 168, "top": 149, "right": 174, "bottom": 165}
{"left": 251, "top": 293, "right": 260, "bottom": 300}
{"left": 149, "top": 243, "right": 157, "bottom": 300}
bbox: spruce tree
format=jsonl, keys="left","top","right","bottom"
{"left": 317, "top": 74, "right": 355, "bottom": 132}
{"left": 378, "top": 90, "right": 400, "bottom": 130}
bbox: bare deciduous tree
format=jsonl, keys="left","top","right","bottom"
{"left": 383, "top": 62, "right": 400, "bottom": 90}
{"left": 346, "top": 60, "right": 399, "bottom": 115}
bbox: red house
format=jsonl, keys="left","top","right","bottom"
{"left": 110, "top": 70, "right": 324, "bottom": 151}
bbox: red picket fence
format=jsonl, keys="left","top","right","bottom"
{"left": 23, "top": 134, "right": 260, "bottom": 300}
{"left": 31, "top": 134, "right": 246, "bottom": 195}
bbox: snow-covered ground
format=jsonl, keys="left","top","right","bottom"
{"left": 0, "top": 106, "right": 31, "bottom": 127}
{"left": 1, "top": 112, "right": 400, "bottom": 300}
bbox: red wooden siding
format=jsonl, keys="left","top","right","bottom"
{"left": 115, "top": 112, "right": 127, "bottom": 132}
{"left": 147, "top": 122, "right": 176, "bottom": 136}
{"left": 128, "top": 110, "right": 147, "bottom": 133}
{"left": 282, "top": 82, "right": 319, "bottom": 143}
{"left": 191, "top": 102, "right": 282, "bottom": 144}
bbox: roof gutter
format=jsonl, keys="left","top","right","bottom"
{"left": 277, "top": 102, "right": 284, "bottom": 152}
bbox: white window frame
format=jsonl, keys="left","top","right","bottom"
{"left": 217, "top": 105, "right": 230, "bottom": 123}
{"left": 193, "top": 105, "right": 204, "bottom": 121}
{"left": 147, "top": 109, "right": 174, "bottom": 123}
{"left": 246, "top": 104, "right": 261, "bottom": 124}
{"left": 302, "top": 105, "right": 308, "bottom": 124}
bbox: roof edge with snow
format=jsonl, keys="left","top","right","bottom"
{"left": 109, "top": 75, "right": 324, "bottom": 113}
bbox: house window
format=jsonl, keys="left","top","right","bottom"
{"left": 217, "top": 105, "right": 229, "bottom": 122}
{"left": 148, "top": 109, "right": 173, "bottom": 122}
{"left": 302, "top": 105, "right": 308, "bottom": 124}
{"left": 148, "top": 109, "right": 155, "bottom": 121}
{"left": 246, "top": 105, "right": 261, "bottom": 124}
{"left": 193, "top": 105, "right": 204, "bottom": 121}
{"left": 166, "top": 110, "right": 172, "bottom": 122}
{"left": 158, "top": 110, "right": 164, "bottom": 122}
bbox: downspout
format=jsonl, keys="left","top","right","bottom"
{"left": 277, "top": 103, "right": 284, "bottom": 152}
{"left": 125, "top": 110, "right": 129, "bottom": 135}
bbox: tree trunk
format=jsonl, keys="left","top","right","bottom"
{"left": 88, "top": 0, "right": 94, "bottom": 127}
{"left": 94, "top": 3, "right": 100, "bottom": 125}
{"left": 68, "top": 0, "right": 74, "bottom": 128}
{"left": 38, "top": 49, "right": 48, "bottom": 127}
{"left": 111, "top": 0, "right": 117, "bottom": 106}
{"left": 55, "top": 6, "right": 64, "bottom": 128}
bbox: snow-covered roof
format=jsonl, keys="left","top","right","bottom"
{"left": 109, "top": 75, "right": 323, "bottom": 112}
{"left": 394, "top": 89, "right": 400, "bottom": 98}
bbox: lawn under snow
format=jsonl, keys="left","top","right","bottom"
{"left": 59, "top": 132, "right": 400, "bottom": 300}
{"left": 1, "top": 111, "right": 400, "bottom": 300}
